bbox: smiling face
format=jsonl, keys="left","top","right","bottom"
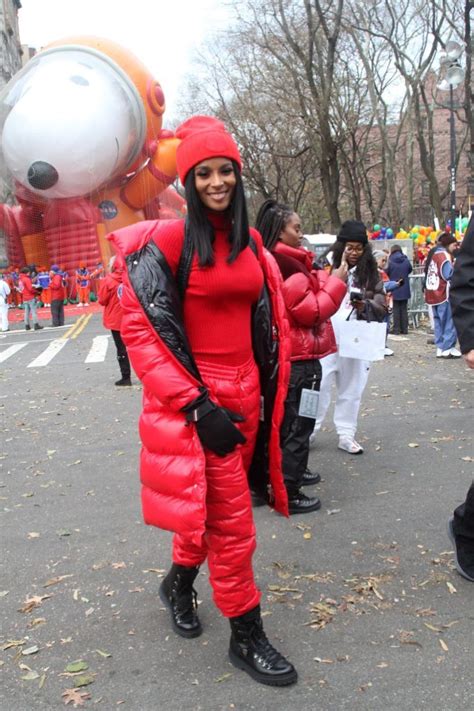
{"left": 344, "top": 241, "right": 365, "bottom": 267}
{"left": 194, "top": 158, "right": 236, "bottom": 211}
{"left": 280, "top": 212, "right": 302, "bottom": 248}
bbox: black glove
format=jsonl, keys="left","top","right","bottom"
{"left": 183, "top": 392, "right": 246, "bottom": 457}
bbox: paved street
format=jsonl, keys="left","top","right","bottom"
{"left": 1, "top": 314, "right": 473, "bottom": 710}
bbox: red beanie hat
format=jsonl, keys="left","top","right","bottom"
{"left": 175, "top": 116, "right": 242, "bottom": 185}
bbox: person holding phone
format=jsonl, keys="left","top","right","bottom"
{"left": 310, "top": 221, "right": 386, "bottom": 454}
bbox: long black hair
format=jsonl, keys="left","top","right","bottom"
{"left": 332, "top": 239, "right": 379, "bottom": 291}
{"left": 184, "top": 160, "right": 249, "bottom": 267}
{"left": 255, "top": 199, "right": 293, "bottom": 251}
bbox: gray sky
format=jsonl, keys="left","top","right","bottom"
{"left": 18, "top": 0, "right": 229, "bottom": 119}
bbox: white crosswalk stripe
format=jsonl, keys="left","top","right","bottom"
{"left": 85, "top": 335, "right": 110, "bottom": 363}
{"left": 27, "top": 338, "right": 68, "bottom": 368}
{"left": 0, "top": 342, "right": 28, "bottom": 363}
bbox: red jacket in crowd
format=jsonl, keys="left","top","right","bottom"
{"left": 18, "top": 272, "right": 37, "bottom": 300}
{"left": 98, "top": 269, "right": 124, "bottom": 331}
{"left": 49, "top": 273, "right": 65, "bottom": 302}
{"left": 272, "top": 241, "right": 346, "bottom": 361}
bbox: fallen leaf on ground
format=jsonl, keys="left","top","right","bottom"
{"left": 73, "top": 674, "right": 95, "bottom": 688}
{"left": 424, "top": 623, "right": 442, "bottom": 632}
{"left": 65, "top": 661, "right": 88, "bottom": 673}
{"left": 446, "top": 582, "right": 457, "bottom": 594}
{"left": 408, "top": 443, "right": 419, "bottom": 448}
{"left": 22, "top": 645, "right": 40, "bottom": 655}
{"left": 27, "top": 532, "right": 40, "bottom": 539}
{"left": 2, "top": 639, "right": 26, "bottom": 650}
{"left": 43, "top": 575, "right": 73, "bottom": 588}
{"left": 27, "top": 617, "right": 46, "bottom": 629}
{"left": 18, "top": 594, "right": 52, "bottom": 613}
{"left": 268, "top": 585, "right": 301, "bottom": 593}
{"left": 62, "top": 688, "right": 91, "bottom": 707}
{"left": 95, "top": 649, "right": 112, "bottom": 658}
{"left": 214, "top": 672, "right": 233, "bottom": 682}
{"left": 21, "top": 670, "right": 40, "bottom": 681}
{"left": 439, "top": 639, "right": 449, "bottom": 652}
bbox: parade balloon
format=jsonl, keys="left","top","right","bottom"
{"left": 373, "top": 223, "right": 381, "bottom": 232}
{"left": 386, "top": 228, "right": 394, "bottom": 238}
{"left": 0, "top": 36, "right": 186, "bottom": 276}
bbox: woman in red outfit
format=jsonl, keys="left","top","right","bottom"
{"left": 98, "top": 256, "right": 132, "bottom": 386}
{"left": 110, "top": 117, "right": 296, "bottom": 686}
{"left": 256, "top": 200, "right": 347, "bottom": 512}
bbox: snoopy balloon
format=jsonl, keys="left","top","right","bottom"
{"left": 0, "top": 36, "right": 184, "bottom": 272}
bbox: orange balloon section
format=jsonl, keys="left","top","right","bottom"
{"left": 0, "top": 36, "right": 185, "bottom": 282}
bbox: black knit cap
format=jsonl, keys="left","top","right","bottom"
{"left": 437, "top": 232, "right": 457, "bottom": 248}
{"left": 337, "top": 220, "right": 368, "bottom": 244}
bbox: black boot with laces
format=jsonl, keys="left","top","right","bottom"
{"left": 229, "top": 604, "right": 297, "bottom": 686}
{"left": 159, "top": 563, "right": 202, "bottom": 638}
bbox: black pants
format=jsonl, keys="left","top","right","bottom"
{"left": 453, "top": 482, "right": 474, "bottom": 541}
{"left": 51, "top": 299, "right": 64, "bottom": 327}
{"left": 280, "top": 359, "right": 321, "bottom": 493}
{"left": 392, "top": 300, "right": 408, "bottom": 334}
{"left": 111, "top": 329, "right": 131, "bottom": 379}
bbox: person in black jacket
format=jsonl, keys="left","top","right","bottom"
{"left": 386, "top": 244, "right": 412, "bottom": 334}
{"left": 447, "top": 214, "right": 474, "bottom": 581}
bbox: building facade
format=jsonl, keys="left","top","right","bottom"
{"left": 0, "top": 0, "right": 22, "bottom": 91}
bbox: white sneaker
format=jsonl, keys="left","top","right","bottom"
{"left": 338, "top": 436, "right": 364, "bottom": 454}
{"left": 448, "top": 347, "right": 461, "bottom": 358}
{"left": 436, "top": 348, "right": 443, "bottom": 357}
{"left": 384, "top": 347, "right": 394, "bottom": 356}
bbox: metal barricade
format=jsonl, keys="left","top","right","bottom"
{"left": 408, "top": 273, "right": 428, "bottom": 328}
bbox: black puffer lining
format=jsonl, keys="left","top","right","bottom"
{"left": 126, "top": 241, "right": 202, "bottom": 383}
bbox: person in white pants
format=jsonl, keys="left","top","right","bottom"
{"left": 310, "top": 220, "right": 387, "bottom": 454}
{"left": 0, "top": 273, "right": 11, "bottom": 332}
{"left": 312, "top": 353, "right": 370, "bottom": 450}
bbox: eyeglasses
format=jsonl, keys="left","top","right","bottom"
{"left": 345, "top": 245, "right": 364, "bottom": 253}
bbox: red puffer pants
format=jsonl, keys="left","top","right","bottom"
{"left": 173, "top": 356, "right": 261, "bottom": 618}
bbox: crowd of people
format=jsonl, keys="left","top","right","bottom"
{"left": 0, "top": 261, "right": 105, "bottom": 331}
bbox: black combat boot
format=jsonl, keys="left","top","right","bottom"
{"left": 159, "top": 563, "right": 202, "bottom": 638}
{"left": 115, "top": 354, "right": 132, "bottom": 386}
{"left": 229, "top": 605, "right": 297, "bottom": 686}
{"left": 301, "top": 468, "right": 321, "bottom": 486}
{"left": 287, "top": 487, "right": 321, "bottom": 514}
{"left": 115, "top": 377, "right": 132, "bottom": 386}
{"left": 34, "top": 323, "right": 43, "bottom": 330}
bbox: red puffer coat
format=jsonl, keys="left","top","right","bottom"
{"left": 110, "top": 221, "right": 291, "bottom": 546}
{"left": 273, "top": 242, "right": 346, "bottom": 361}
{"left": 98, "top": 270, "right": 123, "bottom": 331}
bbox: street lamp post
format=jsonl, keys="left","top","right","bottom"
{"left": 449, "top": 84, "right": 457, "bottom": 230}
{"left": 438, "top": 41, "right": 465, "bottom": 231}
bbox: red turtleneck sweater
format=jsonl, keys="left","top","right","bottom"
{"left": 153, "top": 212, "right": 264, "bottom": 366}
